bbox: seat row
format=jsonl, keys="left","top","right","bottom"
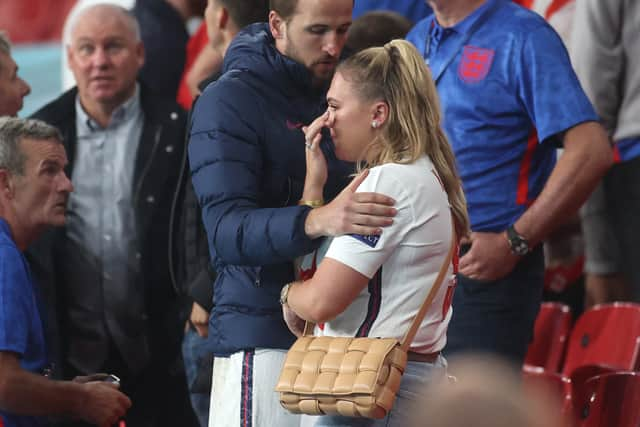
{"left": 523, "top": 302, "right": 640, "bottom": 426}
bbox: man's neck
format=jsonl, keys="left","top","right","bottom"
{"left": 78, "top": 89, "right": 135, "bottom": 128}
{"left": 79, "top": 102, "right": 115, "bottom": 128}
{"left": 429, "top": 0, "right": 488, "bottom": 27}
{"left": 0, "top": 212, "right": 34, "bottom": 251}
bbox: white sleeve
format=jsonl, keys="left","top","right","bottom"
{"left": 324, "top": 167, "right": 412, "bottom": 278}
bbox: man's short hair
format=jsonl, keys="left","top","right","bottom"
{"left": 269, "top": 0, "right": 298, "bottom": 21}
{"left": 218, "top": 0, "right": 269, "bottom": 29}
{"left": 0, "top": 32, "right": 10, "bottom": 55}
{"left": 67, "top": 3, "right": 141, "bottom": 44}
{"left": 0, "top": 117, "right": 62, "bottom": 176}
{"left": 345, "top": 11, "right": 413, "bottom": 54}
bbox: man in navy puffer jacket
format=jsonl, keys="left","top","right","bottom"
{"left": 188, "top": 0, "right": 396, "bottom": 425}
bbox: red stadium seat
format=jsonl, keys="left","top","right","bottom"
{"left": 577, "top": 372, "right": 640, "bottom": 427}
{"left": 569, "top": 365, "right": 620, "bottom": 423}
{"left": 558, "top": 303, "right": 640, "bottom": 426}
{"left": 525, "top": 302, "right": 572, "bottom": 372}
{"left": 562, "top": 303, "right": 640, "bottom": 376}
{"left": 524, "top": 303, "right": 640, "bottom": 426}
{"left": 522, "top": 366, "right": 572, "bottom": 415}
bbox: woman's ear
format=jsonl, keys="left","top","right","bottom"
{"left": 371, "top": 101, "right": 390, "bottom": 127}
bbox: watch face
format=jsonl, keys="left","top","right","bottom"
{"left": 507, "top": 226, "right": 529, "bottom": 256}
{"left": 513, "top": 239, "right": 529, "bottom": 255}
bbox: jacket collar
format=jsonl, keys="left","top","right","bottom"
{"left": 223, "top": 23, "right": 326, "bottom": 96}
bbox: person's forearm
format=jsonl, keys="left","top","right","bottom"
{"left": 208, "top": 204, "right": 319, "bottom": 265}
{"left": 514, "top": 122, "right": 612, "bottom": 245}
{"left": 287, "top": 258, "right": 370, "bottom": 322}
{"left": 301, "top": 168, "right": 325, "bottom": 205}
{"left": 0, "top": 367, "right": 85, "bottom": 417}
{"left": 287, "top": 279, "right": 333, "bottom": 323}
{"left": 190, "top": 102, "right": 320, "bottom": 265}
{"left": 301, "top": 179, "right": 324, "bottom": 203}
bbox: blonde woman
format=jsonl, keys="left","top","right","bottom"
{"left": 280, "top": 39, "right": 469, "bottom": 426}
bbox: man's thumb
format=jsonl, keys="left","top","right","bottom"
{"left": 347, "top": 169, "right": 369, "bottom": 192}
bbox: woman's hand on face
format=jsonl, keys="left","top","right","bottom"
{"left": 301, "top": 111, "right": 330, "bottom": 193}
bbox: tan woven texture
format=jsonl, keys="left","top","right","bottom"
{"left": 275, "top": 336, "right": 407, "bottom": 419}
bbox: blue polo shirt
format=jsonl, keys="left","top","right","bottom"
{"left": 407, "top": 0, "right": 598, "bottom": 231}
{"left": 614, "top": 138, "right": 640, "bottom": 163}
{"left": 0, "top": 219, "right": 48, "bottom": 427}
{"left": 353, "top": 0, "right": 432, "bottom": 23}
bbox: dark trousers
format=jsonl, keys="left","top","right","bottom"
{"left": 445, "top": 245, "right": 545, "bottom": 365}
{"left": 604, "top": 155, "right": 640, "bottom": 301}
{"left": 59, "top": 341, "right": 198, "bottom": 427}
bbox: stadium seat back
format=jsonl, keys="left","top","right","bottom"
{"left": 525, "top": 302, "right": 572, "bottom": 372}
{"left": 578, "top": 372, "right": 640, "bottom": 427}
{"left": 562, "top": 303, "right": 640, "bottom": 376}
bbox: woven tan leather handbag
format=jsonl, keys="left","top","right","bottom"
{"left": 275, "top": 226, "right": 456, "bottom": 419}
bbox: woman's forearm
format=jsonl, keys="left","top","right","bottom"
{"left": 286, "top": 258, "right": 371, "bottom": 323}
{"left": 301, "top": 179, "right": 324, "bottom": 202}
{"left": 287, "top": 279, "right": 331, "bottom": 323}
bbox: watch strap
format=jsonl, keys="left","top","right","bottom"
{"left": 506, "top": 224, "right": 530, "bottom": 256}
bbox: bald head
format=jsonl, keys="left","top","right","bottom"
{"left": 68, "top": 3, "right": 141, "bottom": 45}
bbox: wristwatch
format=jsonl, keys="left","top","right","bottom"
{"left": 506, "top": 224, "right": 530, "bottom": 256}
{"left": 280, "top": 283, "right": 292, "bottom": 306}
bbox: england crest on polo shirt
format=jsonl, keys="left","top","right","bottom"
{"left": 458, "top": 46, "right": 495, "bottom": 83}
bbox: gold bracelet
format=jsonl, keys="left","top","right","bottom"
{"left": 298, "top": 199, "right": 324, "bottom": 208}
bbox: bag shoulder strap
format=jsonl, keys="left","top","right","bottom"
{"left": 399, "top": 220, "right": 456, "bottom": 351}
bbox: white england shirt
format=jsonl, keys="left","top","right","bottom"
{"left": 318, "top": 155, "right": 457, "bottom": 354}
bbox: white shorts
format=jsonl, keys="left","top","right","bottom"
{"left": 208, "top": 348, "right": 301, "bottom": 427}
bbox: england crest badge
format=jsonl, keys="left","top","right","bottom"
{"left": 458, "top": 45, "right": 495, "bottom": 84}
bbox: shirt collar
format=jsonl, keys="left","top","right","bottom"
{"left": 0, "top": 217, "right": 12, "bottom": 240}
{"left": 76, "top": 84, "right": 141, "bottom": 132}
{"left": 431, "top": 0, "right": 500, "bottom": 36}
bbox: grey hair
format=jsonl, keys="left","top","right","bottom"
{"left": 67, "top": 3, "right": 141, "bottom": 45}
{"left": 0, "top": 31, "right": 10, "bottom": 55}
{"left": 0, "top": 117, "right": 62, "bottom": 176}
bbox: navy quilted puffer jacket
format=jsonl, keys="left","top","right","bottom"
{"left": 188, "top": 23, "right": 352, "bottom": 356}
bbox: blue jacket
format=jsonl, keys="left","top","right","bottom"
{"left": 353, "top": 0, "right": 432, "bottom": 23}
{"left": 188, "top": 23, "right": 352, "bottom": 356}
